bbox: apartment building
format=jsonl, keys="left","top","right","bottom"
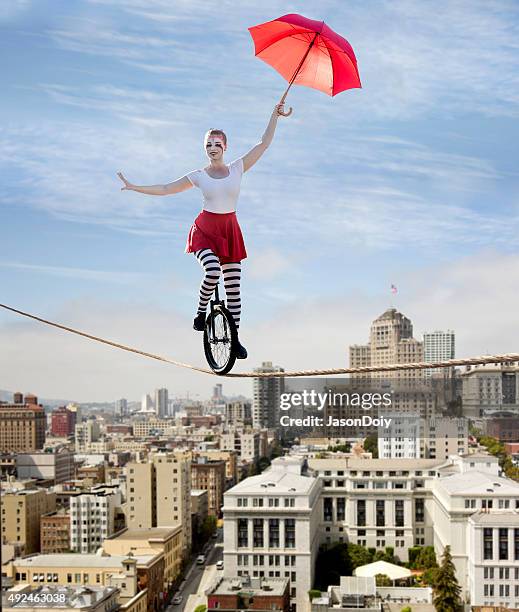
{"left": 103, "top": 526, "right": 183, "bottom": 593}
{"left": 423, "top": 330, "right": 455, "bottom": 378}
{"left": 126, "top": 451, "right": 192, "bottom": 555}
{"left": 223, "top": 456, "right": 322, "bottom": 612}
{"left": 192, "top": 458, "right": 226, "bottom": 517}
{"left": 51, "top": 406, "right": 76, "bottom": 437}
{"left": 1, "top": 484, "right": 56, "bottom": 555}
{"left": 225, "top": 401, "right": 252, "bottom": 425}
{"left": 221, "top": 431, "right": 261, "bottom": 462}
{"left": 378, "top": 416, "right": 469, "bottom": 459}
{"left": 196, "top": 450, "right": 238, "bottom": 485}
{"left": 75, "top": 420, "right": 101, "bottom": 453}
{"left": 70, "top": 486, "right": 122, "bottom": 553}
{"left": 40, "top": 510, "right": 70, "bottom": 553}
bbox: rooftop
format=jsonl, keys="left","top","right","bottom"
{"left": 469, "top": 510, "right": 519, "bottom": 525}
{"left": 107, "top": 526, "right": 181, "bottom": 541}
{"left": 209, "top": 577, "right": 288, "bottom": 597}
{"left": 4, "top": 586, "right": 117, "bottom": 609}
{"left": 14, "top": 553, "right": 157, "bottom": 568}
{"left": 226, "top": 460, "right": 316, "bottom": 495}
{"left": 435, "top": 471, "right": 519, "bottom": 495}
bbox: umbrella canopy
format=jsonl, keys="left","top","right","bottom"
{"left": 248, "top": 13, "right": 361, "bottom": 98}
{"left": 353, "top": 560, "right": 412, "bottom": 581}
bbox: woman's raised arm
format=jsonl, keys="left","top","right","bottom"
{"left": 117, "top": 172, "right": 193, "bottom": 196}
{"left": 241, "top": 103, "right": 287, "bottom": 172}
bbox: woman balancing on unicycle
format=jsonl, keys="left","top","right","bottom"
{"left": 117, "top": 103, "right": 288, "bottom": 366}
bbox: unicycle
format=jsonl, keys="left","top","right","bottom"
{"left": 203, "top": 283, "right": 238, "bottom": 375}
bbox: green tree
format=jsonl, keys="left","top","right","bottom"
{"left": 314, "top": 544, "right": 352, "bottom": 590}
{"left": 375, "top": 573, "right": 392, "bottom": 586}
{"left": 347, "top": 543, "right": 372, "bottom": 570}
{"left": 363, "top": 434, "right": 378, "bottom": 458}
{"left": 400, "top": 607, "right": 412, "bottom": 612}
{"left": 194, "top": 606, "right": 207, "bottom": 612}
{"left": 432, "top": 545, "right": 462, "bottom": 612}
{"left": 308, "top": 589, "right": 321, "bottom": 601}
{"left": 415, "top": 546, "right": 437, "bottom": 570}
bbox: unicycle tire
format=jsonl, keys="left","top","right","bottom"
{"left": 203, "top": 306, "right": 237, "bottom": 375}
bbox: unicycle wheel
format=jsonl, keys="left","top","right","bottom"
{"left": 203, "top": 307, "right": 237, "bottom": 375}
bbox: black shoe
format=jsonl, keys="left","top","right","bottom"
{"left": 234, "top": 339, "right": 248, "bottom": 360}
{"left": 193, "top": 312, "right": 206, "bottom": 331}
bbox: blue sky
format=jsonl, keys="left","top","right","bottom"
{"left": 1, "top": 0, "right": 519, "bottom": 402}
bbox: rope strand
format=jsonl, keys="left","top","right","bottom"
{"left": 2, "top": 303, "right": 518, "bottom": 379}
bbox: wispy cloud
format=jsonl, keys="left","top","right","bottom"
{"left": 0, "top": 261, "right": 145, "bottom": 284}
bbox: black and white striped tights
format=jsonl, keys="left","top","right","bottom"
{"left": 195, "top": 248, "right": 241, "bottom": 328}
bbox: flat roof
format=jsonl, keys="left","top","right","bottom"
{"left": 109, "top": 526, "right": 181, "bottom": 541}
{"left": 226, "top": 468, "right": 316, "bottom": 495}
{"left": 210, "top": 577, "right": 288, "bottom": 596}
{"left": 14, "top": 553, "right": 157, "bottom": 568}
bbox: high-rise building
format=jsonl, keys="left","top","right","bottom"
{"left": 115, "top": 398, "right": 128, "bottom": 418}
{"left": 126, "top": 451, "right": 192, "bottom": 555}
{"left": 154, "top": 388, "right": 168, "bottom": 419}
{"left": 1, "top": 485, "right": 56, "bottom": 555}
{"left": 70, "top": 486, "right": 122, "bottom": 553}
{"left": 16, "top": 448, "right": 74, "bottom": 484}
{"left": 253, "top": 362, "right": 285, "bottom": 429}
{"left": 423, "top": 330, "right": 455, "bottom": 378}
{"left": 141, "top": 394, "right": 154, "bottom": 413}
{"left": 0, "top": 394, "right": 46, "bottom": 452}
{"left": 349, "top": 309, "right": 424, "bottom": 381}
{"left": 51, "top": 407, "right": 76, "bottom": 437}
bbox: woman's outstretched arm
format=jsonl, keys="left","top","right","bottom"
{"left": 241, "top": 103, "right": 287, "bottom": 172}
{"left": 117, "top": 172, "right": 193, "bottom": 195}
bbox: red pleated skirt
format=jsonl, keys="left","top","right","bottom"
{"left": 185, "top": 210, "right": 247, "bottom": 264}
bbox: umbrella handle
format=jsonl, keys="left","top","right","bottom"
{"left": 278, "top": 89, "right": 293, "bottom": 117}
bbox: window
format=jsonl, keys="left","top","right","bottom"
{"left": 285, "top": 519, "right": 296, "bottom": 548}
{"left": 499, "top": 528, "right": 509, "bottom": 560}
{"left": 415, "top": 498, "right": 425, "bottom": 523}
{"left": 395, "top": 500, "right": 404, "bottom": 527}
{"left": 323, "top": 498, "right": 333, "bottom": 522}
{"left": 269, "top": 519, "right": 280, "bottom": 548}
{"left": 376, "top": 500, "right": 385, "bottom": 527}
{"left": 337, "top": 498, "right": 345, "bottom": 521}
{"left": 357, "top": 500, "right": 366, "bottom": 526}
{"left": 515, "top": 528, "right": 519, "bottom": 561}
{"left": 253, "top": 518, "right": 264, "bottom": 548}
{"left": 483, "top": 528, "right": 493, "bottom": 560}
{"left": 238, "top": 518, "right": 248, "bottom": 547}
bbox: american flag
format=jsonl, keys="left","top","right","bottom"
{"left": 391, "top": 284, "right": 398, "bottom": 294}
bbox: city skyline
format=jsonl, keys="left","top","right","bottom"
{"left": 2, "top": 0, "right": 519, "bottom": 400}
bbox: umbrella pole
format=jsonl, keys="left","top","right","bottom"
{"left": 278, "top": 32, "right": 319, "bottom": 116}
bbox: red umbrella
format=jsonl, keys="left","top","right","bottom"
{"left": 248, "top": 13, "right": 361, "bottom": 116}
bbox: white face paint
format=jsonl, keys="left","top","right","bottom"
{"left": 205, "top": 135, "right": 226, "bottom": 161}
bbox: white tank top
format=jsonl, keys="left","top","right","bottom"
{"left": 186, "top": 158, "right": 244, "bottom": 214}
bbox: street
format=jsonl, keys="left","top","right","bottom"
{"left": 166, "top": 530, "right": 223, "bottom": 612}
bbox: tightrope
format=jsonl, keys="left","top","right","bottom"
{"left": 1, "top": 303, "right": 518, "bottom": 378}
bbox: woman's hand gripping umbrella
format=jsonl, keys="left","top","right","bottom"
{"left": 248, "top": 13, "right": 361, "bottom": 115}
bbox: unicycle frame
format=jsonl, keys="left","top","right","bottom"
{"left": 203, "top": 283, "right": 237, "bottom": 375}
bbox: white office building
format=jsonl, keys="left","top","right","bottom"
{"left": 223, "top": 456, "right": 321, "bottom": 612}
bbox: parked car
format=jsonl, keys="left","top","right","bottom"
{"left": 216, "top": 560, "right": 224, "bottom": 570}
{"left": 196, "top": 555, "right": 206, "bottom": 565}
{"left": 172, "top": 595, "right": 183, "bottom": 605}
